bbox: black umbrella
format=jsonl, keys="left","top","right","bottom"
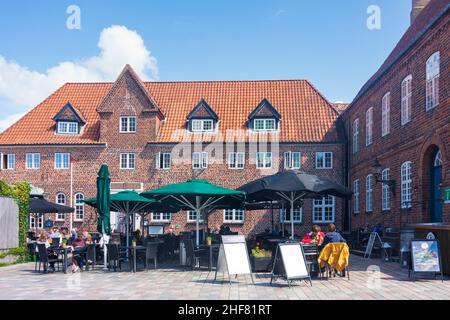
{"left": 29, "top": 198, "right": 74, "bottom": 214}
{"left": 238, "top": 171, "right": 352, "bottom": 239}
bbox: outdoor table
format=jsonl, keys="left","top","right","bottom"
{"left": 121, "top": 245, "right": 147, "bottom": 273}
{"left": 198, "top": 244, "right": 220, "bottom": 271}
{"left": 47, "top": 246, "right": 69, "bottom": 274}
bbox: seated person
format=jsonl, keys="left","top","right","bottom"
{"left": 134, "top": 229, "right": 144, "bottom": 245}
{"left": 72, "top": 233, "right": 87, "bottom": 272}
{"left": 372, "top": 223, "right": 383, "bottom": 236}
{"left": 36, "top": 232, "right": 58, "bottom": 272}
{"left": 301, "top": 225, "right": 325, "bottom": 245}
{"left": 321, "top": 224, "right": 346, "bottom": 248}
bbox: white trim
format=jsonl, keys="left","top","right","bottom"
{"left": 192, "top": 152, "right": 208, "bottom": 169}
{"left": 352, "top": 118, "right": 359, "bottom": 154}
{"left": 353, "top": 179, "right": 360, "bottom": 214}
{"left": 54, "top": 153, "right": 70, "bottom": 170}
{"left": 57, "top": 122, "right": 79, "bottom": 135}
{"left": 381, "top": 168, "right": 391, "bottom": 211}
{"left": 426, "top": 51, "right": 440, "bottom": 111}
{"left": 25, "top": 153, "right": 40, "bottom": 170}
{"left": 156, "top": 152, "right": 172, "bottom": 170}
{"left": 223, "top": 209, "right": 245, "bottom": 224}
{"left": 381, "top": 92, "right": 390, "bottom": 137}
{"left": 401, "top": 161, "right": 412, "bottom": 209}
{"left": 366, "top": 174, "right": 373, "bottom": 212}
{"left": 284, "top": 151, "right": 301, "bottom": 170}
{"left": 119, "top": 116, "right": 137, "bottom": 133}
{"left": 256, "top": 152, "right": 273, "bottom": 169}
{"left": 151, "top": 212, "right": 172, "bottom": 223}
{"left": 120, "top": 153, "right": 136, "bottom": 170}
{"left": 191, "top": 119, "right": 214, "bottom": 132}
{"left": 228, "top": 152, "right": 245, "bottom": 170}
{"left": 187, "top": 210, "right": 204, "bottom": 223}
{"left": 315, "top": 152, "right": 333, "bottom": 169}
{"left": 401, "top": 75, "right": 412, "bottom": 125}
{"left": 366, "top": 107, "right": 373, "bottom": 146}
{"left": 55, "top": 193, "right": 67, "bottom": 221}
{"left": 312, "top": 196, "right": 335, "bottom": 223}
{"left": 74, "top": 193, "right": 85, "bottom": 222}
{"left": 280, "top": 207, "right": 303, "bottom": 224}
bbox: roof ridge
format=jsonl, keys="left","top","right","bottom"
{"left": 63, "top": 79, "right": 309, "bottom": 85}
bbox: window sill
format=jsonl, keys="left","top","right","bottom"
{"left": 223, "top": 221, "right": 245, "bottom": 225}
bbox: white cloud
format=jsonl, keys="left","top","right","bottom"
{"left": 275, "top": 9, "right": 287, "bottom": 17}
{"left": 0, "top": 25, "right": 159, "bottom": 132}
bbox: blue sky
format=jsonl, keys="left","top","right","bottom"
{"left": 0, "top": 0, "right": 411, "bottom": 130}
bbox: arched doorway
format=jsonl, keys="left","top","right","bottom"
{"left": 430, "top": 150, "right": 443, "bottom": 223}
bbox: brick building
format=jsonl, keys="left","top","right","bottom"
{"left": 341, "top": 0, "right": 449, "bottom": 230}
{"left": 0, "top": 65, "right": 346, "bottom": 238}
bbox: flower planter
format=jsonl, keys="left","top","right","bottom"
{"left": 251, "top": 256, "right": 273, "bottom": 273}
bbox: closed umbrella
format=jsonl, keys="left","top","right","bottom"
{"left": 142, "top": 179, "right": 245, "bottom": 247}
{"left": 238, "top": 171, "right": 352, "bottom": 239}
{"left": 95, "top": 164, "right": 111, "bottom": 269}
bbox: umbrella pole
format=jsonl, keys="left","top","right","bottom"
{"left": 281, "top": 203, "right": 285, "bottom": 238}
{"left": 290, "top": 193, "right": 294, "bottom": 240}
{"left": 196, "top": 196, "right": 201, "bottom": 248}
{"left": 102, "top": 221, "right": 108, "bottom": 270}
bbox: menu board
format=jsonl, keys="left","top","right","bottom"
{"left": 411, "top": 240, "right": 441, "bottom": 273}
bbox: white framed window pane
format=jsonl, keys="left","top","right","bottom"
{"left": 366, "top": 108, "right": 373, "bottom": 146}
{"left": 203, "top": 120, "right": 213, "bottom": 131}
{"left": 265, "top": 119, "right": 276, "bottom": 130}
{"left": 192, "top": 153, "right": 200, "bottom": 169}
{"left": 187, "top": 210, "right": 204, "bottom": 222}
{"left": 7, "top": 154, "right": 15, "bottom": 170}
{"left": 281, "top": 207, "right": 302, "bottom": 223}
{"left": 382, "top": 93, "right": 390, "bottom": 136}
{"left": 353, "top": 180, "right": 360, "bottom": 214}
{"left": 366, "top": 175, "right": 373, "bottom": 212}
{"left": 401, "top": 76, "right": 412, "bottom": 125}
{"left": 401, "top": 162, "right": 412, "bottom": 209}
{"left": 224, "top": 209, "right": 245, "bottom": 223}
{"left": 382, "top": 169, "right": 391, "bottom": 211}
{"left": 353, "top": 119, "right": 359, "bottom": 153}
{"left": 313, "top": 196, "right": 334, "bottom": 223}
{"left": 202, "top": 152, "right": 208, "bottom": 168}
{"left": 75, "top": 193, "right": 85, "bottom": 221}
{"left": 121, "top": 117, "right": 128, "bottom": 132}
{"left": 254, "top": 119, "right": 265, "bottom": 130}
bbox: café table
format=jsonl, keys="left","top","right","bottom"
{"left": 198, "top": 243, "right": 220, "bottom": 271}
{"left": 47, "top": 246, "right": 69, "bottom": 274}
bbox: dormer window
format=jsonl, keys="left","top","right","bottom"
{"left": 187, "top": 99, "right": 219, "bottom": 133}
{"left": 254, "top": 118, "right": 277, "bottom": 131}
{"left": 248, "top": 99, "right": 281, "bottom": 132}
{"left": 57, "top": 122, "right": 79, "bottom": 135}
{"left": 52, "top": 102, "right": 86, "bottom": 136}
{"left": 120, "top": 116, "right": 137, "bottom": 133}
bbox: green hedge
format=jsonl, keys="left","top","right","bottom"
{"left": 0, "top": 181, "right": 31, "bottom": 263}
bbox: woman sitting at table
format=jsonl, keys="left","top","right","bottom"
{"left": 134, "top": 229, "right": 144, "bottom": 246}
{"left": 72, "top": 233, "right": 86, "bottom": 272}
{"left": 36, "top": 232, "right": 58, "bottom": 272}
{"left": 301, "top": 225, "right": 325, "bottom": 245}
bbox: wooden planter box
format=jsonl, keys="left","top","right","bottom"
{"left": 251, "top": 256, "right": 273, "bottom": 272}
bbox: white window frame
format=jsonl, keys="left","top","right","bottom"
{"left": 74, "top": 193, "right": 85, "bottom": 222}
{"left": 253, "top": 118, "right": 277, "bottom": 131}
{"left": 191, "top": 119, "right": 214, "bottom": 132}
{"left": 223, "top": 209, "right": 245, "bottom": 223}
{"left": 156, "top": 153, "right": 171, "bottom": 170}
{"left": 1, "top": 154, "right": 15, "bottom": 170}
{"left": 353, "top": 179, "right": 360, "bottom": 214}
{"left": 284, "top": 152, "right": 301, "bottom": 170}
{"left": 381, "top": 92, "right": 390, "bottom": 137}
{"left": 401, "top": 161, "right": 412, "bottom": 209}
{"left": 57, "top": 122, "right": 79, "bottom": 135}
{"left": 366, "top": 174, "right": 373, "bottom": 212}
{"left": 256, "top": 152, "right": 272, "bottom": 169}
{"left": 313, "top": 196, "right": 335, "bottom": 223}
{"left": 54, "top": 153, "right": 70, "bottom": 170}
{"left": 120, "top": 153, "right": 136, "bottom": 170}
{"left": 30, "top": 215, "right": 43, "bottom": 229}
{"left": 55, "top": 193, "right": 67, "bottom": 221}
{"left": 187, "top": 210, "right": 204, "bottom": 223}
{"left": 352, "top": 119, "right": 359, "bottom": 154}
{"left": 26, "top": 153, "right": 40, "bottom": 170}
{"left": 366, "top": 107, "right": 373, "bottom": 146}
{"left": 381, "top": 168, "right": 391, "bottom": 211}
{"left": 192, "top": 152, "right": 208, "bottom": 169}
{"left": 151, "top": 212, "right": 172, "bottom": 223}
{"left": 280, "top": 207, "right": 303, "bottom": 224}
{"left": 426, "top": 52, "right": 440, "bottom": 111}
{"left": 120, "top": 116, "right": 137, "bottom": 133}
{"left": 228, "top": 152, "right": 245, "bottom": 170}
{"left": 315, "top": 152, "right": 333, "bottom": 169}
{"left": 401, "top": 75, "right": 412, "bottom": 125}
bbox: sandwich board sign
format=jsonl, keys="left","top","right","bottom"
{"left": 270, "top": 242, "right": 312, "bottom": 287}
{"left": 410, "top": 239, "right": 443, "bottom": 282}
{"left": 214, "top": 235, "right": 254, "bottom": 284}
{"left": 364, "top": 232, "right": 383, "bottom": 259}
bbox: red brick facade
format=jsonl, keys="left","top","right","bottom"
{"left": 341, "top": 2, "right": 449, "bottom": 230}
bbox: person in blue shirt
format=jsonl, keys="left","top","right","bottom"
{"left": 321, "top": 224, "right": 346, "bottom": 248}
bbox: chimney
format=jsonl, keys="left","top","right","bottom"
{"left": 411, "top": 0, "right": 431, "bottom": 24}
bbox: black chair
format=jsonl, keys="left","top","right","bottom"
{"left": 84, "top": 244, "right": 97, "bottom": 271}
{"left": 50, "top": 237, "right": 60, "bottom": 248}
{"left": 106, "top": 244, "right": 126, "bottom": 272}
{"left": 183, "top": 238, "right": 208, "bottom": 270}
{"left": 145, "top": 243, "right": 159, "bottom": 269}
{"left": 36, "top": 243, "right": 62, "bottom": 273}
{"left": 302, "top": 243, "right": 322, "bottom": 279}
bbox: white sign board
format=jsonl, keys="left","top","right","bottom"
{"left": 215, "top": 235, "right": 253, "bottom": 283}
{"left": 279, "top": 243, "right": 309, "bottom": 279}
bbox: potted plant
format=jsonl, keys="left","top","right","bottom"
{"left": 250, "top": 242, "right": 273, "bottom": 272}
{"left": 206, "top": 235, "right": 212, "bottom": 246}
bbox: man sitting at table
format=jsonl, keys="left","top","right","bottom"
{"left": 321, "top": 224, "right": 346, "bottom": 248}
{"left": 72, "top": 233, "right": 86, "bottom": 272}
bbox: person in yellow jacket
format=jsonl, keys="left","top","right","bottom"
{"left": 318, "top": 224, "right": 349, "bottom": 277}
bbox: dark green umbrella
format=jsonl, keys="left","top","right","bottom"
{"left": 85, "top": 190, "right": 178, "bottom": 250}
{"left": 142, "top": 179, "right": 245, "bottom": 246}
{"left": 96, "top": 164, "right": 111, "bottom": 269}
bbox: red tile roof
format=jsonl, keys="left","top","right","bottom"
{"left": 350, "top": 0, "right": 449, "bottom": 107}
{"left": 0, "top": 78, "right": 341, "bottom": 145}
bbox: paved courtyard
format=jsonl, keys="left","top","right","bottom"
{"left": 0, "top": 255, "right": 449, "bottom": 300}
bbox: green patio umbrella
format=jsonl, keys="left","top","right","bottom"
{"left": 141, "top": 179, "right": 245, "bottom": 247}
{"left": 85, "top": 190, "right": 177, "bottom": 254}
{"left": 96, "top": 164, "right": 111, "bottom": 269}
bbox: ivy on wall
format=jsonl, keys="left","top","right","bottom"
{"left": 0, "top": 181, "right": 31, "bottom": 263}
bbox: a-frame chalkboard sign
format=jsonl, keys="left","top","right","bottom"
{"left": 270, "top": 242, "right": 312, "bottom": 287}
{"left": 364, "top": 232, "right": 384, "bottom": 259}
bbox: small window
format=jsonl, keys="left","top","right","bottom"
{"left": 74, "top": 193, "right": 85, "bottom": 221}
{"left": 316, "top": 152, "right": 332, "bottom": 169}
{"left": 284, "top": 152, "right": 301, "bottom": 169}
{"left": 366, "top": 175, "right": 373, "bottom": 212}
{"left": 426, "top": 52, "right": 440, "bottom": 111}
{"left": 151, "top": 212, "right": 172, "bottom": 222}
{"left": 254, "top": 119, "right": 276, "bottom": 131}
{"left": 1, "top": 154, "right": 15, "bottom": 170}
{"left": 366, "top": 107, "right": 373, "bottom": 146}
{"left": 401, "top": 75, "right": 412, "bottom": 125}
{"left": 55, "top": 153, "right": 70, "bottom": 169}
{"left": 256, "top": 152, "right": 272, "bottom": 169}
{"left": 224, "top": 209, "right": 245, "bottom": 223}
{"left": 57, "top": 122, "right": 79, "bottom": 135}
{"left": 401, "top": 161, "right": 412, "bottom": 209}
{"left": 353, "top": 180, "right": 360, "bottom": 214}
{"left": 352, "top": 119, "right": 359, "bottom": 154}
{"left": 192, "top": 152, "right": 208, "bottom": 169}
{"left": 281, "top": 207, "right": 302, "bottom": 223}
{"left": 26, "top": 153, "right": 40, "bottom": 170}
{"left": 156, "top": 153, "right": 171, "bottom": 170}
{"left": 187, "top": 210, "right": 204, "bottom": 223}
{"left": 382, "top": 168, "right": 391, "bottom": 211}
{"left": 313, "top": 196, "right": 335, "bottom": 223}
{"left": 56, "top": 193, "right": 66, "bottom": 221}
{"left": 381, "top": 93, "right": 390, "bottom": 137}
{"left": 191, "top": 119, "right": 214, "bottom": 132}
{"left": 228, "top": 152, "right": 245, "bottom": 169}
{"left": 120, "top": 153, "right": 135, "bottom": 170}
{"left": 120, "top": 116, "right": 137, "bottom": 133}
{"left": 30, "top": 215, "right": 43, "bottom": 229}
